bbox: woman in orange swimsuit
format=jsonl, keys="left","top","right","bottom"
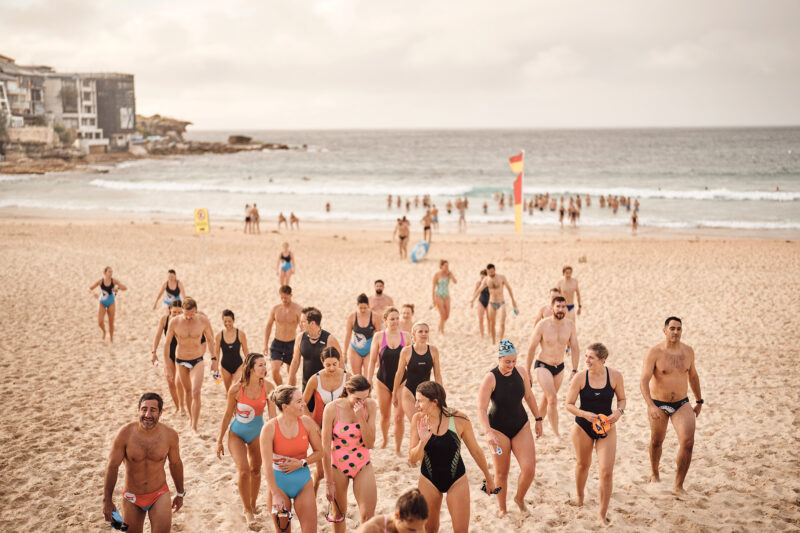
{"left": 321, "top": 375, "right": 378, "bottom": 532}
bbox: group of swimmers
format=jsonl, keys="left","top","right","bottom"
{"left": 99, "top": 254, "right": 703, "bottom": 532}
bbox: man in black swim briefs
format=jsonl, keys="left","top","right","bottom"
{"left": 640, "top": 316, "right": 703, "bottom": 495}
{"left": 526, "top": 296, "right": 579, "bottom": 439}
{"left": 264, "top": 285, "right": 303, "bottom": 385}
{"left": 163, "top": 298, "right": 217, "bottom": 433}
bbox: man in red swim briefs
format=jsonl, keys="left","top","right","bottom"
{"left": 103, "top": 393, "right": 185, "bottom": 533}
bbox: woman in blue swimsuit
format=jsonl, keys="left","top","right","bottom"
{"left": 152, "top": 269, "right": 185, "bottom": 311}
{"left": 343, "top": 293, "right": 376, "bottom": 376}
{"left": 432, "top": 260, "right": 457, "bottom": 334}
{"left": 277, "top": 242, "right": 295, "bottom": 287}
{"left": 89, "top": 266, "right": 127, "bottom": 342}
{"left": 216, "top": 353, "right": 276, "bottom": 523}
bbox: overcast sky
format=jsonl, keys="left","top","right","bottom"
{"left": 2, "top": 0, "right": 799, "bottom": 129}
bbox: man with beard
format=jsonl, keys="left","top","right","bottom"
{"left": 640, "top": 317, "right": 703, "bottom": 495}
{"left": 164, "top": 297, "right": 217, "bottom": 432}
{"left": 264, "top": 284, "right": 303, "bottom": 385}
{"left": 471, "top": 263, "right": 518, "bottom": 345}
{"left": 103, "top": 393, "right": 185, "bottom": 533}
{"left": 369, "top": 279, "right": 394, "bottom": 329}
{"left": 526, "top": 296, "right": 580, "bottom": 439}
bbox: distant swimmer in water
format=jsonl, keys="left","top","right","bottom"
{"left": 152, "top": 269, "right": 184, "bottom": 311}
{"left": 432, "top": 260, "right": 457, "bottom": 334}
{"left": 90, "top": 266, "right": 127, "bottom": 342}
{"left": 277, "top": 242, "right": 295, "bottom": 287}
{"left": 152, "top": 300, "right": 186, "bottom": 414}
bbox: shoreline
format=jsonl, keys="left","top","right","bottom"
{"left": 0, "top": 208, "right": 797, "bottom": 242}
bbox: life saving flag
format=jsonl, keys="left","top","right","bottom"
{"left": 194, "top": 208, "right": 210, "bottom": 234}
{"left": 509, "top": 152, "right": 524, "bottom": 174}
{"left": 513, "top": 173, "right": 523, "bottom": 235}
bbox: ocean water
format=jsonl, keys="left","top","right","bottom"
{"left": 2, "top": 127, "right": 799, "bottom": 233}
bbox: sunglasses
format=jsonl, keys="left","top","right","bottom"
{"left": 325, "top": 499, "right": 345, "bottom": 523}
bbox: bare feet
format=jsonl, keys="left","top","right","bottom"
{"left": 495, "top": 509, "right": 506, "bottom": 518}
{"left": 598, "top": 514, "right": 611, "bottom": 525}
{"left": 244, "top": 511, "right": 255, "bottom": 524}
{"left": 649, "top": 473, "right": 661, "bottom": 483}
{"left": 672, "top": 485, "right": 687, "bottom": 497}
{"left": 568, "top": 496, "right": 584, "bottom": 507}
{"left": 380, "top": 439, "right": 388, "bottom": 449}
{"left": 514, "top": 495, "right": 527, "bottom": 513}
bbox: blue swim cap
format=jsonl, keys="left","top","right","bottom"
{"left": 498, "top": 340, "right": 516, "bottom": 357}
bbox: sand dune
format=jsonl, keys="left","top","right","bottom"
{"left": 0, "top": 217, "right": 798, "bottom": 532}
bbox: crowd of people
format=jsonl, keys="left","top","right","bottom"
{"left": 95, "top": 253, "right": 702, "bottom": 533}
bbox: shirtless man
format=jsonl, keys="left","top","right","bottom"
{"left": 278, "top": 212, "right": 288, "bottom": 230}
{"left": 420, "top": 210, "right": 433, "bottom": 242}
{"left": 369, "top": 279, "right": 394, "bottom": 329}
{"left": 393, "top": 216, "right": 410, "bottom": 258}
{"left": 556, "top": 266, "right": 582, "bottom": 321}
{"left": 103, "top": 393, "right": 184, "bottom": 533}
{"left": 532, "top": 288, "right": 561, "bottom": 327}
{"left": 163, "top": 298, "right": 217, "bottom": 432}
{"left": 263, "top": 285, "right": 302, "bottom": 385}
{"left": 525, "top": 296, "right": 580, "bottom": 439}
{"left": 471, "top": 263, "right": 518, "bottom": 345}
{"left": 290, "top": 212, "right": 300, "bottom": 230}
{"left": 640, "top": 317, "right": 703, "bottom": 494}
{"left": 251, "top": 203, "right": 261, "bottom": 233}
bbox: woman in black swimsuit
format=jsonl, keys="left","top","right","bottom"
{"left": 152, "top": 268, "right": 185, "bottom": 311}
{"left": 564, "top": 343, "right": 626, "bottom": 523}
{"left": 409, "top": 381, "right": 495, "bottom": 532}
{"left": 477, "top": 340, "right": 543, "bottom": 517}
{"left": 366, "top": 307, "right": 410, "bottom": 455}
{"left": 151, "top": 300, "right": 186, "bottom": 414}
{"left": 392, "top": 322, "right": 442, "bottom": 426}
{"left": 215, "top": 309, "right": 250, "bottom": 391}
{"left": 472, "top": 269, "right": 490, "bottom": 338}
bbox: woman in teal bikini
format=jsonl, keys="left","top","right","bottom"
{"left": 431, "top": 260, "right": 457, "bottom": 334}
{"left": 89, "top": 266, "right": 127, "bottom": 342}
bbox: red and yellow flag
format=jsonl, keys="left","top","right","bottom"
{"left": 509, "top": 152, "right": 524, "bottom": 174}
{"left": 513, "top": 173, "right": 523, "bottom": 235}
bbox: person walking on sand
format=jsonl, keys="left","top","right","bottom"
{"left": 216, "top": 353, "right": 276, "bottom": 524}
{"left": 557, "top": 266, "right": 582, "bottom": 322}
{"left": 393, "top": 322, "right": 443, "bottom": 427}
{"left": 103, "top": 393, "right": 184, "bottom": 533}
{"left": 163, "top": 297, "right": 217, "bottom": 432}
{"left": 366, "top": 307, "right": 410, "bottom": 455}
{"left": 278, "top": 212, "right": 288, "bottom": 230}
{"left": 343, "top": 294, "right": 377, "bottom": 376}
{"left": 151, "top": 301, "right": 186, "bottom": 414}
{"left": 432, "top": 260, "right": 457, "bottom": 334}
{"left": 152, "top": 269, "right": 185, "bottom": 311}
{"left": 289, "top": 308, "right": 344, "bottom": 394}
{"left": 399, "top": 304, "right": 415, "bottom": 335}
{"left": 471, "top": 263, "right": 518, "bottom": 345}
{"left": 264, "top": 285, "right": 303, "bottom": 385}
{"left": 420, "top": 211, "right": 433, "bottom": 243}
{"left": 251, "top": 203, "right": 261, "bottom": 234}
{"left": 532, "top": 288, "right": 561, "bottom": 327}
{"left": 290, "top": 212, "right": 300, "bottom": 230}
{"left": 369, "top": 280, "right": 394, "bottom": 329}
{"left": 244, "top": 204, "right": 252, "bottom": 233}
{"left": 303, "top": 346, "right": 347, "bottom": 428}
{"left": 261, "top": 385, "right": 324, "bottom": 533}
{"left": 393, "top": 217, "right": 410, "bottom": 259}
{"left": 90, "top": 266, "right": 127, "bottom": 342}
{"left": 322, "top": 375, "right": 379, "bottom": 532}
{"left": 356, "top": 488, "right": 429, "bottom": 533}
{"left": 277, "top": 242, "right": 296, "bottom": 287}
{"left": 215, "top": 309, "right": 249, "bottom": 391}
{"left": 471, "top": 269, "right": 490, "bottom": 338}
{"left": 409, "top": 381, "right": 496, "bottom": 533}
{"left": 565, "top": 343, "right": 626, "bottom": 524}
{"left": 477, "top": 341, "right": 543, "bottom": 517}
{"left": 525, "top": 296, "right": 580, "bottom": 440}
{"left": 640, "top": 317, "right": 703, "bottom": 495}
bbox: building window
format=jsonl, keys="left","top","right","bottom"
{"left": 31, "top": 88, "right": 42, "bottom": 102}
{"left": 61, "top": 81, "right": 78, "bottom": 113}
{"left": 83, "top": 80, "right": 91, "bottom": 88}
{"left": 95, "top": 132, "right": 102, "bottom": 139}
{"left": 84, "top": 106, "right": 93, "bottom": 114}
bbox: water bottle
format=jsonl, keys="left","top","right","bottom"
{"left": 513, "top": 307, "right": 519, "bottom": 316}
{"left": 495, "top": 446, "right": 503, "bottom": 455}
{"left": 212, "top": 371, "right": 222, "bottom": 385}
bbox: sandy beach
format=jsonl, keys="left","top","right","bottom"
{"left": 0, "top": 216, "right": 798, "bottom": 533}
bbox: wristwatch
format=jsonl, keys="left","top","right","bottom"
{"left": 301, "top": 459, "right": 308, "bottom": 467}
{"left": 618, "top": 408, "right": 625, "bottom": 415}
{"left": 571, "top": 369, "right": 578, "bottom": 374}
{"left": 176, "top": 490, "right": 186, "bottom": 498}
{"left": 696, "top": 399, "right": 704, "bottom": 404}
{"left": 535, "top": 417, "right": 543, "bottom": 422}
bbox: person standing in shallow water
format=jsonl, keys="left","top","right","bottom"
{"left": 565, "top": 343, "right": 626, "bottom": 524}
{"left": 90, "top": 266, "right": 127, "bottom": 342}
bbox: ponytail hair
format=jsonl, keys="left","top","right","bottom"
{"left": 396, "top": 488, "right": 429, "bottom": 521}
{"left": 270, "top": 385, "right": 297, "bottom": 412}
{"left": 341, "top": 375, "right": 371, "bottom": 398}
